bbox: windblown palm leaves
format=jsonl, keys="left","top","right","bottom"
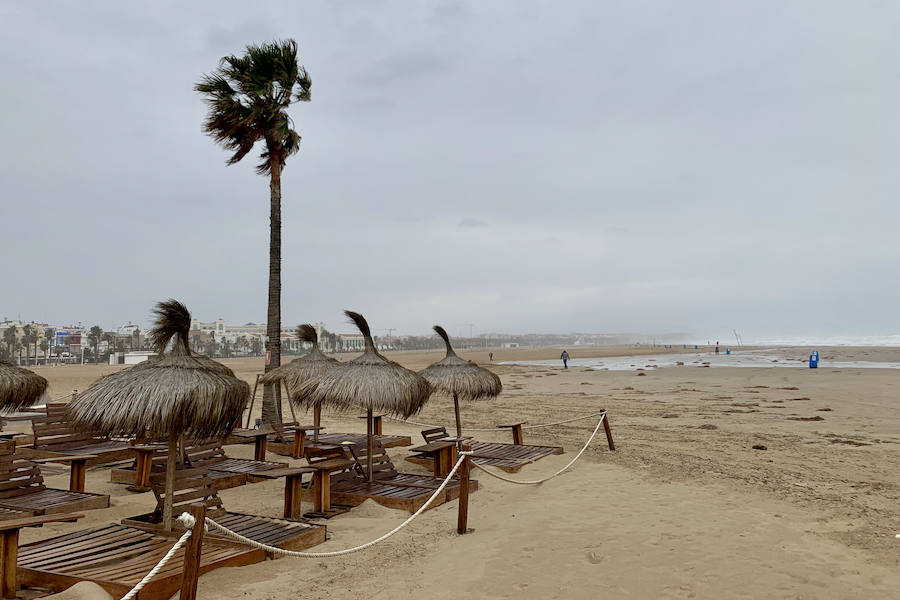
{"left": 0, "top": 361, "right": 48, "bottom": 412}
{"left": 293, "top": 311, "right": 431, "bottom": 482}
{"left": 67, "top": 300, "right": 249, "bottom": 530}
{"left": 420, "top": 326, "right": 502, "bottom": 436}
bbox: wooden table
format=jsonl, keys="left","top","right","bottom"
{"left": 289, "top": 425, "right": 322, "bottom": 459}
{"left": 497, "top": 421, "right": 527, "bottom": 445}
{"left": 410, "top": 440, "right": 458, "bottom": 478}
{"left": 33, "top": 454, "right": 98, "bottom": 493}
{"left": 357, "top": 413, "right": 386, "bottom": 435}
{"left": 308, "top": 458, "right": 354, "bottom": 514}
{"left": 253, "top": 467, "right": 316, "bottom": 520}
{"left": 232, "top": 427, "right": 273, "bottom": 461}
{"left": 303, "top": 442, "right": 342, "bottom": 458}
{"left": 0, "top": 513, "right": 84, "bottom": 598}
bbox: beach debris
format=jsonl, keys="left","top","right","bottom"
{"left": 699, "top": 424, "right": 717, "bottom": 430}
{"left": 752, "top": 445, "right": 767, "bottom": 450}
{"left": 816, "top": 408, "right": 833, "bottom": 412}
{"left": 675, "top": 361, "right": 684, "bottom": 366}
{"left": 788, "top": 416, "right": 825, "bottom": 421}
{"left": 636, "top": 372, "right": 646, "bottom": 376}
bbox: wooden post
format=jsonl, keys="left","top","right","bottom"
{"left": 283, "top": 381, "right": 298, "bottom": 424}
{"left": 373, "top": 415, "right": 383, "bottom": 436}
{"left": 511, "top": 424, "right": 523, "bottom": 445}
{"left": 283, "top": 474, "right": 302, "bottom": 519}
{"left": 69, "top": 458, "right": 87, "bottom": 493}
{"left": 254, "top": 435, "right": 268, "bottom": 461}
{"left": 163, "top": 432, "right": 178, "bottom": 531}
{"left": 453, "top": 393, "right": 462, "bottom": 438}
{"left": 602, "top": 413, "right": 615, "bottom": 451}
{"left": 245, "top": 374, "right": 261, "bottom": 428}
{"left": 313, "top": 404, "right": 321, "bottom": 443}
{"left": 313, "top": 470, "right": 331, "bottom": 513}
{"left": 292, "top": 429, "right": 307, "bottom": 459}
{"left": 0, "top": 529, "right": 17, "bottom": 599}
{"left": 457, "top": 443, "right": 471, "bottom": 535}
{"left": 366, "top": 408, "right": 374, "bottom": 483}
{"left": 180, "top": 502, "right": 207, "bottom": 600}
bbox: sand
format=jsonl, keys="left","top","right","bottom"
{"left": 17, "top": 346, "right": 900, "bottom": 599}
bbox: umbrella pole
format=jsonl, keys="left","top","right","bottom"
{"left": 164, "top": 431, "right": 177, "bottom": 531}
{"left": 454, "top": 393, "right": 462, "bottom": 438}
{"left": 246, "top": 374, "right": 260, "bottom": 428}
{"left": 314, "top": 404, "right": 321, "bottom": 444}
{"left": 367, "top": 408, "right": 374, "bottom": 483}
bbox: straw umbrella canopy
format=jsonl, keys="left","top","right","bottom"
{"left": 292, "top": 311, "right": 431, "bottom": 481}
{"left": 66, "top": 300, "right": 249, "bottom": 529}
{"left": 419, "top": 326, "right": 502, "bottom": 437}
{"left": 259, "top": 324, "right": 339, "bottom": 442}
{"left": 0, "top": 361, "right": 48, "bottom": 412}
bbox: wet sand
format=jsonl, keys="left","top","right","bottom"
{"left": 19, "top": 346, "right": 900, "bottom": 599}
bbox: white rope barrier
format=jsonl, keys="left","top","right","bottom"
{"left": 204, "top": 454, "right": 467, "bottom": 558}
{"left": 119, "top": 513, "right": 196, "bottom": 600}
{"left": 385, "top": 411, "right": 606, "bottom": 432}
{"left": 470, "top": 415, "right": 606, "bottom": 485}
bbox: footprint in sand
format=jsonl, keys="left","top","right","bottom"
{"left": 587, "top": 551, "right": 603, "bottom": 564}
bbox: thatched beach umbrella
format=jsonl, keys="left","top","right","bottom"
{"left": 293, "top": 311, "right": 431, "bottom": 482}
{"left": 67, "top": 300, "right": 249, "bottom": 529}
{"left": 0, "top": 361, "right": 48, "bottom": 412}
{"left": 259, "top": 324, "right": 338, "bottom": 442}
{"left": 420, "top": 326, "right": 502, "bottom": 437}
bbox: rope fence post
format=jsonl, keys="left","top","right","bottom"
{"left": 457, "top": 444, "right": 472, "bottom": 534}
{"left": 180, "top": 503, "right": 206, "bottom": 600}
{"left": 602, "top": 412, "right": 615, "bottom": 450}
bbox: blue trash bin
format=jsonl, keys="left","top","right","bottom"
{"left": 809, "top": 351, "right": 819, "bottom": 369}
{"left": 726, "top": 348, "right": 731, "bottom": 355}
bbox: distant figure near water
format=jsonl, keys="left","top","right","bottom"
{"left": 561, "top": 350, "right": 570, "bottom": 369}
{"left": 489, "top": 352, "right": 493, "bottom": 361}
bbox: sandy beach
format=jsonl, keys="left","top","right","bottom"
{"left": 18, "top": 346, "right": 900, "bottom": 599}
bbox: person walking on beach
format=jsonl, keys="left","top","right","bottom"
{"left": 489, "top": 352, "right": 493, "bottom": 361}
{"left": 561, "top": 349, "right": 570, "bottom": 369}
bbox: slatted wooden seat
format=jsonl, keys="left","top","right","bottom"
{"left": 300, "top": 446, "right": 447, "bottom": 514}
{"left": 348, "top": 441, "right": 476, "bottom": 501}
{"left": 19, "top": 403, "right": 132, "bottom": 466}
{"left": 122, "top": 467, "right": 325, "bottom": 557}
{"left": 18, "top": 523, "right": 264, "bottom": 598}
{"left": 0, "top": 441, "right": 108, "bottom": 515}
{"left": 407, "top": 427, "right": 565, "bottom": 473}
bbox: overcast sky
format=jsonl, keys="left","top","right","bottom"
{"left": 1, "top": 1, "right": 898, "bottom": 341}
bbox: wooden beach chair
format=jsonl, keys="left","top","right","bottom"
{"left": 17, "top": 522, "right": 264, "bottom": 598}
{"left": 300, "top": 445, "right": 449, "bottom": 514}
{"left": 19, "top": 403, "right": 132, "bottom": 466}
{"left": 348, "top": 440, "right": 476, "bottom": 501}
{"left": 407, "top": 426, "right": 566, "bottom": 474}
{"left": 266, "top": 421, "right": 412, "bottom": 458}
{"left": 122, "top": 467, "right": 325, "bottom": 557}
{"left": 0, "top": 441, "right": 108, "bottom": 516}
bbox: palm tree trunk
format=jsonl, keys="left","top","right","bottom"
{"left": 261, "top": 154, "right": 283, "bottom": 425}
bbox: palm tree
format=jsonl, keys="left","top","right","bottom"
{"left": 88, "top": 326, "right": 103, "bottom": 363}
{"left": 2, "top": 327, "right": 17, "bottom": 363}
{"left": 21, "top": 325, "right": 34, "bottom": 366}
{"left": 196, "top": 39, "right": 311, "bottom": 425}
{"left": 44, "top": 328, "right": 54, "bottom": 364}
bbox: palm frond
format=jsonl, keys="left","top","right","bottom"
{"left": 147, "top": 299, "right": 192, "bottom": 354}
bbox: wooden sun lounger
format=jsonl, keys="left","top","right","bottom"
{"left": 122, "top": 467, "right": 325, "bottom": 558}
{"left": 407, "top": 427, "right": 565, "bottom": 474}
{"left": 110, "top": 440, "right": 288, "bottom": 491}
{"left": 17, "top": 403, "right": 133, "bottom": 466}
{"left": 300, "top": 446, "right": 447, "bottom": 514}
{"left": 347, "top": 440, "right": 476, "bottom": 501}
{"left": 18, "top": 523, "right": 264, "bottom": 599}
{"left": 265, "top": 421, "right": 412, "bottom": 458}
{"left": 0, "top": 441, "right": 108, "bottom": 516}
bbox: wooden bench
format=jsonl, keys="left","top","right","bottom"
{"left": 122, "top": 467, "right": 325, "bottom": 557}
{"left": 252, "top": 467, "right": 317, "bottom": 520}
{"left": 0, "top": 442, "right": 108, "bottom": 516}
{"left": 19, "top": 403, "right": 132, "bottom": 466}
{"left": 497, "top": 421, "right": 527, "bottom": 445}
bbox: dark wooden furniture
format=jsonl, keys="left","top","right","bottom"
{"left": 253, "top": 467, "right": 316, "bottom": 520}
{"left": 348, "top": 441, "right": 474, "bottom": 500}
{"left": 32, "top": 454, "right": 97, "bottom": 493}
{"left": 0, "top": 512, "right": 84, "bottom": 598}
{"left": 497, "top": 421, "right": 527, "bottom": 445}
{"left": 18, "top": 404, "right": 132, "bottom": 466}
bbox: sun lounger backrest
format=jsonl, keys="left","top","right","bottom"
{"left": 347, "top": 441, "right": 397, "bottom": 480}
{"left": 31, "top": 405, "right": 102, "bottom": 452}
{"left": 421, "top": 427, "right": 448, "bottom": 444}
{"left": 184, "top": 440, "right": 228, "bottom": 469}
{"left": 271, "top": 421, "right": 300, "bottom": 443}
{"left": 149, "top": 466, "right": 225, "bottom": 520}
{"left": 0, "top": 443, "right": 46, "bottom": 499}
{"left": 306, "top": 446, "right": 360, "bottom": 487}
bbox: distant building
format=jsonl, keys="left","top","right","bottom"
{"left": 339, "top": 333, "right": 365, "bottom": 351}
